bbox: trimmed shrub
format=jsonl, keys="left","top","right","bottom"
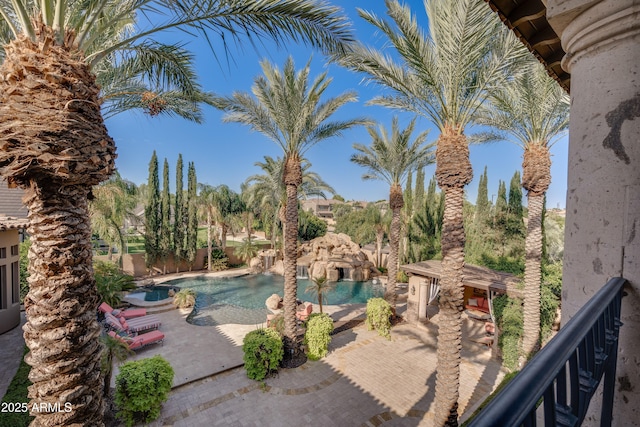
{"left": 304, "top": 313, "right": 334, "bottom": 360}
{"left": 203, "top": 247, "right": 229, "bottom": 271}
{"left": 115, "top": 356, "right": 174, "bottom": 427}
{"left": 365, "top": 297, "right": 392, "bottom": 339}
{"left": 498, "top": 297, "right": 524, "bottom": 371}
{"left": 242, "top": 328, "right": 283, "bottom": 380}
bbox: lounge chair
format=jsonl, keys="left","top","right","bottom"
{"left": 296, "top": 302, "right": 313, "bottom": 322}
{"left": 99, "top": 302, "right": 146, "bottom": 319}
{"left": 103, "top": 312, "right": 161, "bottom": 334}
{"left": 108, "top": 330, "right": 164, "bottom": 351}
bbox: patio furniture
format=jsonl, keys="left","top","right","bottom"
{"left": 108, "top": 330, "right": 165, "bottom": 350}
{"left": 103, "top": 312, "right": 161, "bottom": 334}
{"left": 99, "top": 302, "right": 147, "bottom": 319}
{"left": 465, "top": 297, "right": 490, "bottom": 314}
{"left": 296, "top": 302, "right": 313, "bottom": 322}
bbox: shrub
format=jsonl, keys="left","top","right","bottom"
{"left": 304, "top": 313, "right": 334, "bottom": 360}
{"left": 203, "top": 247, "right": 228, "bottom": 271}
{"left": 115, "top": 356, "right": 174, "bottom": 427}
{"left": 497, "top": 297, "right": 524, "bottom": 371}
{"left": 242, "top": 328, "right": 283, "bottom": 381}
{"left": 19, "top": 240, "right": 30, "bottom": 303}
{"left": 173, "top": 289, "right": 196, "bottom": 308}
{"left": 94, "top": 260, "right": 136, "bottom": 307}
{"left": 365, "top": 297, "right": 392, "bottom": 339}
{"left": 396, "top": 270, "right": 409, "bottom": 283}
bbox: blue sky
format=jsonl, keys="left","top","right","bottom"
{"left": 105, "top": 0, "right": 568, "bottom": 209}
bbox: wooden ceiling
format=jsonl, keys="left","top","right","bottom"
{"left": 485, "top": 0, "right": 570, "bottom": 93}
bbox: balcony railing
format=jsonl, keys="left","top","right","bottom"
{"left": 469, "top": 277, "right": 626, "bottom": 427}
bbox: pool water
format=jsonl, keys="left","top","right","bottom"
{"left": 164, "top": 275, "right": 384, "bottom": 326}
{"left": 127, "top": 286, "right": 177, "bottom": 302}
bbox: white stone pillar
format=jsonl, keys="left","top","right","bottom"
{"left": 548, "top": 1, "right": 640, "bottom": 424}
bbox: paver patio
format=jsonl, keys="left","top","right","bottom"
{"left": 1, "top": 270, "right": 507, "bottom": 426}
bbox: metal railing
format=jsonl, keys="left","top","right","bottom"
{"left": 469, "top": 277, "right": 626, "bottom": 427}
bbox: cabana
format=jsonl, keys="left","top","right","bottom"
{"left": 401, "top": 260, "right": 522, "bottom": 325}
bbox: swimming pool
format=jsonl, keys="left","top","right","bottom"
{"left": 164, "top": 275, "right": 385, "bottom": 326}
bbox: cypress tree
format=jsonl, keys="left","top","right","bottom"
{"left": 159, "top": 158, "right": 172, "bottom": 273}
{"left": 476, "top": 166, "right": 489, "bottom": 217}
{"left": 404, "top": 169, "right": 413, "bottom": 218}
{"left": 185, "top": 162, "right": 198, "bottom": 269}
{"left": 508, "top": 170, "right": 524, "bottom": 219}
{"left": 144, "top": 151, "right": 161, "bottom": 269}
{"left": 174, "top": 154, "right": 185, "bottom": 270}
{"left": 426, "top": 176, "right": 437, "bottom": 213}
{"left": 414, "top": 167, "right": 425, "bottom": 214}
{"left": 495, "top": 180, "right": 508, "bottom": 214}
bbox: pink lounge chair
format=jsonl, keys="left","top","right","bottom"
{"left": 296, "top": 302, "right": 313, "bottom": 322}
{"left": 108, "top": 330, "right": 164, "bottom": 351}
{"left": 103, "top": 312, "right": 161, "bottom": 334}
{"left": 99, "top": 302, "right": 146, "bottom": 319}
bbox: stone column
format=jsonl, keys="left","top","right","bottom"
{"left": 548, "top": 1, "right": 640, "bottom": 424}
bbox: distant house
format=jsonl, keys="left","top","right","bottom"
{"left": 0, "top": 181, "right": 28, "bottom": 334}
{"left": 300, "top": 199, "right": 344, "bottom": 221}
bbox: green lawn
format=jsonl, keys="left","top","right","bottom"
{"left": 0, "top": 346, "right": 33, "bottom": 427}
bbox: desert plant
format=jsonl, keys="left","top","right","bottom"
{"left": 365, "top": 297, "right": 393, "bottom": 339}
{"left": 304, "top": 313, "right": 334, "bottom": 360}
{"left": 115, "top": 356, "right": 174, "bottom": 427}
{"left": 242, "top": 328, "right": 284, "bottom": 381}
{"left": 94, "top": 260, "right": 136, "bottom": 308}
{"left": 173, "top": 289, "right": 196, "bottom": 309}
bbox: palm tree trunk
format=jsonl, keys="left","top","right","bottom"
{"left": 434, "top": 185, "right": 466, "bottom": 427}
{"left": 433, "top": 126, "right": 472, "bottom": 427}
{"left": 387, "top": 183, "right": 404, "bottom": 311}
{"left": 522, "top": 193, "right": 544, "bottom": 356}
{"left": 0, "top": 22, "right": 118, "bottom": 426}
{"left": 282, "top": 156, "right": 302, "bottom": 356}
{"left": 23, "top": 184, "right": 105, "bottom": 426}
{"left": 207, "top": 211, "right": 212, "bottom": 271}
{"left": 376, "top": 230, "right": 384, "bottom": 268}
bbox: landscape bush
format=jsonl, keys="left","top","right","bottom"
{"left": 203, "top": 247, "right": 229, "bottom": 271}
{"left": 304, "top": 313, "right": 334, "bottom": 360}
{"left": 115, "top": 356, "right": 174, "bottom": 427}
{"left": 242, "top": 328, "right": 283, "bottom": 380}
{"left": 267, "top": 313, "right": 285, "bottom": 336}
{"left": 172, "top": 289, "right": 196, "bottom": 308}
{"left": 94, "top": 260, "right": 136, "bottom": 308}
{"left": 494, "top": 296, "right": 524, "bottom": 371}
{"left": 365, "top": 297, "right": 392, "bottom": 339}
{"left": 396, "top": 270, "right": 409, "bottom": 283}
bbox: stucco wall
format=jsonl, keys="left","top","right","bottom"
{"left": 0, "top": 229, "right": 21, "bottom": 334}
{"left": 548, "top": 1, "right": 640, "bottom": 423}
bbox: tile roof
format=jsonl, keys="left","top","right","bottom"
{"left": 0, "top": 180, "right": 27, "bottom": 218}
{"left": 0, "top": 216, "right": 29, "bottom": 231}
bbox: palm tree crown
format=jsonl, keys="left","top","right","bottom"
{"left": 352, "top": 117, "right": 433, "bottom": 189}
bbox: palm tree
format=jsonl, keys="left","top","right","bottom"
{"left": 335, "top": 1, "right": 524, "bottom": 424}
{"left": 305, "top": 276, "right": 334, "bottom": 314}
{"left": 211, "top": 185, "right": 245, "bottom": 249}
{"left": 197, "top": 183, "right": 218, "bottom": 271}
{"left": 213, "top": 57, "right": 367, "bottom": 357}
{"left": 475, "top": 60, "right": 569, "bottom": 359}
{"left": 0, "top": 2, "right": 354, "bottom": 423}
{"left": 351, "top": 117, "right": 433, "bottom": 310}
{"left": 89, "top": 172, "right": 137, "bottom": 265}
{"left": 244, "top": 155, "right": 335, "bottom": 248}
{"left": 100, "top": 334, "right": 133, "bottom": 398}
